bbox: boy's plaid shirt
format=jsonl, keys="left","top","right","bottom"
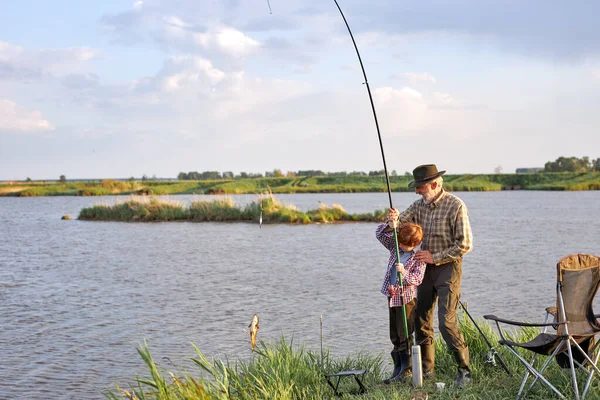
{"left": 376, "top": 223, "right": 427, "bottom": 307}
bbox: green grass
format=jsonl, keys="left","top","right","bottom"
{"left": 3, "top": 172, "right": 600, "bottom": 196}
{"left": 78, "top": 195, "right": 388, "bottom": 223}
{"left": 105, "top": 314, "right": 600, "bottom": 400}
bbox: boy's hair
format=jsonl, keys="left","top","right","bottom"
{"left": 398, "top": 222, "right": 423, "bottom": 247}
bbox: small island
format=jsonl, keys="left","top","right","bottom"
{"left": 78, "top": 196, "right": 387, "bottom": 223}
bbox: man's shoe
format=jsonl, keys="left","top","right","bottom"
{"left": 454, "top": 368, "right": 472, "bottom": 387}
{"left": 423, "top": 370, "right": 435, "bottom": 379}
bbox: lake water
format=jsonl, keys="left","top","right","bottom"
{"left": 1, "top": 191, "right": 600, "bottom": 399}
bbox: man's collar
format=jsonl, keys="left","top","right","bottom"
{"left": 430, "top": 189, "right": 446, "bottom": 207}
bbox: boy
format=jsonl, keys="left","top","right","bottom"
{"left": 376, "top": 220, "right": 426, "bottom": 384}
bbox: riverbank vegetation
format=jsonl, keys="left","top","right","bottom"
{"left": 3, "top": 171, "right": 600, "bottom": 197}
{"left": 78, "top": 195, "right": 386, "bottom": 223}
{"left": 105, "top": 314, "right": 587, "bottom": 399}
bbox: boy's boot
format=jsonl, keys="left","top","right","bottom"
{"left": 383, "top": 351, "right": 411, "bottom": 384}
{"left": 383, "top": 351, "right": 402, "bottom": 384}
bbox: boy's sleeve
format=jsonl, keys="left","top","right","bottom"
{"left": 401, "top": 258, "right": 426, "bottom": 287}
{"left": 375, "top": 222, "right": 395, "bottom": 251}
{"left": 381, "top": 266, "right": 392, "bottom": 296}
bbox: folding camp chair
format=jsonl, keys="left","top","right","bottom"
{"left": 484, "top": 254, "right": 600, "bottom": 400}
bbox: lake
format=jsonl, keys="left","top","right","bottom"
{"left": 1, "top": 191, "right": 599, "bottom": 399}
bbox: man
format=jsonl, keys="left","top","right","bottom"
{"left": 387, "top": 164, "right": 473, "bottom": 387}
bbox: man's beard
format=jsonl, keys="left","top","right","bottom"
{"left": 421, "top": 191, "right": 436, "bottom": 204}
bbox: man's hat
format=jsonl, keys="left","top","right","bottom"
{"left": 408, "top": 164, "right": 446, "bottom": 187}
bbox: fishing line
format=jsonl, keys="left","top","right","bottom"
{"left": 261, "top": 1, "right": 419, "bottom": 383}
{"left": 332, "top": 0, "right": 423, "bottom": 386}
{"left": 331, "top": 0, "right": 407, "bottom": 326}
{"left": 266, "top": 0, "right": 272, "bottom": 14}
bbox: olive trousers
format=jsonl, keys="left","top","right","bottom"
{"left": 415, "top": 259, "right": 470, "bottom": 372}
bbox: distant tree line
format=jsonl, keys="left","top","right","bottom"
{"left": 544, "top": 157, "right": 600, "bottom": 173}
{"left": 176, "top": 169, "right": 405, "bottom": 180}
{"left": 175, "top": 157, "right": 600, "bottom": 181}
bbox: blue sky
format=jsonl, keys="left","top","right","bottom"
{"left": 1, "top": 0, "right": 599, "bottom": 180}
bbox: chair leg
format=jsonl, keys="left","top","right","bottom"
{"left": 582, "top": 347, "right": 600, "bottom": 399}
{"left": 566, "top": 338, "right": 581, "bottom": 400}
{"left": 517, "top": 353, "right": 535, "bottom": 400}
{"left": 504, "top": 345, "right": 567, "bottom": 399}
{"left": 525, "top": 347, "right": 562, "bottom": 397}
{"left": 519, "top": 311, "right": 551, "bottom": 399}
{"left": 568, "top": 337, "right": 600, "bottom": 400}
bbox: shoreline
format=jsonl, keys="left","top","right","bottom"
{"left": 2, "top": 172, "right": 600, "bottom": 197}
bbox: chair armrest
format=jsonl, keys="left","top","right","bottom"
{"left": 483, "top": 314, "right": 568, "bottom": 327}
{"left": 545, "top": 307, "right": 557, "bottom": 316}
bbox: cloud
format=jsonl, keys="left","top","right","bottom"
{"left": 104, "top": 4, "right": 262, "bottom": 60}
{"left": 348, "top": 1, "right": 600, "bottom": 61}
{"left": 401, "top": 72, "right": 436, "bottom": 85}
{"left": 0, "top": 99, "right": 54, "bottom": 133}
{"left": 193, "top": 27, "right": 260, "bottom": 58}
{"left": 160, "top": 56, "right": 225, "bottom": 91}
{"left": 373, "top": 87, "right": 428, "bottom": 135}
{"left": 99, "top": 1, "right": 600, "bottom": 62}
{"left": 61, "top": 73, "right": 100, "bottom": 90}
{"left": 0, "top": 41, "right": 99, "bottom": 80}
{"left": 431, "top": 92, "right": 459, "bottom": 108}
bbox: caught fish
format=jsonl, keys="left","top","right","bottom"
{"left": 248, "top": 314, "right": 259, "bottom": 350}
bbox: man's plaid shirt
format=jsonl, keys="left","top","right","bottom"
{"left": 398, "top": 189, "right": 473, "bottom": 265}
{"left": 376, "top": 223, "right": 426, "bottom": 307}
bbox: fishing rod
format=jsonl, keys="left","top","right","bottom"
{"left": 459, "top": 300, "right": 511, "bottom": 376}
{"left": 332, "top": 0, "right": 422, "bottom": 387}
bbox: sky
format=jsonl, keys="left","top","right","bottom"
{"left": 1, "top": 0, "right": 599, "bottom": 180}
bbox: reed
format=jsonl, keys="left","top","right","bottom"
{"left": 105, "top": 314, "right": 590, "bottom": 400}
{"left": 79, "top": 197, "right": 187, "bottom": 221}
{"left": 189, "top": 197, "right": 246, "bottom": 221}
{"left": 79, "top": 195, "right": 387, "bottom": 223}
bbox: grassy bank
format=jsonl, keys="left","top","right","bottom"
{"left": 3, "top": 172, "right": 600, "bottom": 197}
{"left": 105, "top": 314, "right": 594, "bottom": 400}
{"left": 78, "top": 195, "right": 386, "bottom": 223}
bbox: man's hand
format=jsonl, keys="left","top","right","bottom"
{"left": 414, "top": 250, "right": 434, "bottom": 264}
{"left": 388, "top": 208, "right": 400, "bottom": 229}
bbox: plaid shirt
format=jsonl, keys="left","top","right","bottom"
{"left": 398, "top": 189, "right": 473, "bottom": 265}
{"left": 376, "top": 223, "right": 426, "bottom": 306}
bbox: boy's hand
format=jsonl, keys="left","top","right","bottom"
{"left": 395, "top": 262, "right": 404, "bottom": 274}
{"left": 387, "top": 285, "right": 397, "bottom": 296}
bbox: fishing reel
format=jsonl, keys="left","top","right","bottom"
{"left": 485, "top": 350, "right": 498, "bottom": 367}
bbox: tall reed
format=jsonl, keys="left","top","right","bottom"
{"left": 105, "top": 313, "right": 590, "bottom": 400}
